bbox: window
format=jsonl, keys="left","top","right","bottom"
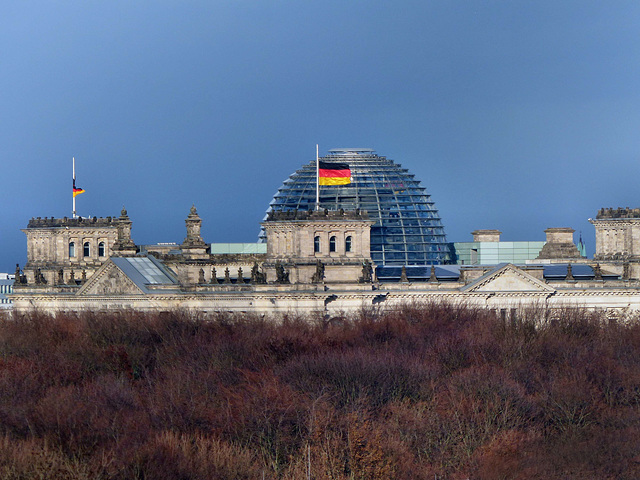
{"left": 329, "top": 236, "right": 336, "bottom": 252}
{"left": 98, "top": 242, "right": 105, "bottom": 257}
{"left": 314, "top": 236, "right": 320, "bottom": 253}
{"left": 345, "top": 235, "right": 352, "bottom": 253}
{"left": 83, "top": 242, "right": 90, "bottom": 258}
{"left": 69, "top": 242, "right": 75, "bottom": 258}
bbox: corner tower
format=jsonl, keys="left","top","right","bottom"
{"left": 21, "top": 214, "right": 126, "bottom": 285}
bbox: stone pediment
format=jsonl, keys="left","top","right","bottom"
{"left": 78, "top": 260, "right": 143, "bottom": 296}
{"left": 462, "top": 264, "right": 555, "bottom": 293}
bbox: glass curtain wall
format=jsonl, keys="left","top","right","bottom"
{"left": 261, "top": 149, "right": 450, "bottom": 265}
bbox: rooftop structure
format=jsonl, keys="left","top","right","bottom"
{"left": 263, "top": 149, "right": 450, "bottom": 266}
{"left": 450, "top": 230, "right": 545, "bottom": 265}
{"left": 0, "top": 274, "right": 14, "bottom": 309}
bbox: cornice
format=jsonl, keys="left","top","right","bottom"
{"left": 591, "top": 219, "right": 640, "bottom": 227}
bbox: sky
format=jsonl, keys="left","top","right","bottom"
{"left": 2, "top": 1, "right": 640, "bottom": 271}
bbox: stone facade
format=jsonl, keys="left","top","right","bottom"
{"left": 11, "top": 206, "right": 640, "bottom": 319}
{"left": 471, "top": 230, "right": 501, "bottom": 242}
{"left": 261, "top": 209, "right": 374, "bottom": 284}
{"left": 21, "top": 215, "right": 122, "bottom": 285}
{"left": 590, "top": 208, "right": 640, "bottom": 260}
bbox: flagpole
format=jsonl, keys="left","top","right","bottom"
{"left": 315, "top": 144, "right": 319, "bottom": 211}
{"left": 72, "top": 157, "right": 76, "bottom": 218}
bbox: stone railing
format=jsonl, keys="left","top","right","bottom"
{"left": 596, "top": 208, "right": 640, "bottom": 219}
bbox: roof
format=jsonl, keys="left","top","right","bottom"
{"left": 110, "top": 256, "right": 179, "bottom": 293}
{"left": 376, "top": 263, "right": 620, "bottom": 282}
{"left": 543, "top": 264, "right": 619, "bottom": 280}
{"left": 376, "top": 265, "right": 461, "bottom": 281}
{"left": 328, "top": 148, "right": 375, "bottom": 154}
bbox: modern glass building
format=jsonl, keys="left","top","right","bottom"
{"left": 450, "top": 241, "right": 546, "bottom": 265}
{"left": 0, "top": 273, "right": 14, "bottom": 309}
{"left": 262, "top": 149, "right": 450, "bottom": 265}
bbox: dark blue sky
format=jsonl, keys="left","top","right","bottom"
{"left": 2, "top": 1, "right": 639, "bottom": 271}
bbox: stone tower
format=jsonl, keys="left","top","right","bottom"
{"left": 21, "top": 214, "right": 121, "bottom": 285}
{"left": 590, "top": 208, "right": 640, "bottom": 280}
{"left": 181, "top": 205, "right": 207, "bottom": 259}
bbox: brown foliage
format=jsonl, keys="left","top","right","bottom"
{"left": 0, "top": 306, "right": 639, "bottom": 478}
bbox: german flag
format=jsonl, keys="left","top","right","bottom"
{"left": 73, "top": 179, "right": 85, "bottom": 197}
{"left": 319, "top": 161, "right": 351, "bottom": 186}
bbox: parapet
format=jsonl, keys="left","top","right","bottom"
{"left": 596, "top": 208, "right": 640, "bottom": 219}
{"left": 471, "top": 229, "right": 501, "bottom": 242}
{"left": 544, "top": 227, "right": 575, "bottom": 244}
{"left": 265, "top": 209, "right": 370, "bottom": 222}
{"left": 27, "top": 216, "right": 116, "bottom": 228}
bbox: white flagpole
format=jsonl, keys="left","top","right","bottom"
{"left": 72, "top": 157, "right": 76, "bottom": 218}
{"left": 315, "top": 144, "right": 319, "bottom": 211}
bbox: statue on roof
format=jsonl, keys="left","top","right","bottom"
{"left": 250, "top": 262, "right": 266, "bottom": 284}
{"left": 312, "top": 260, "right": 325, "bottom": 284}
{"left": 360, "top": 260, "right": 373, "bottom": 283}
{"left": 275, "top": 262, "right": 290, "bottom": 284}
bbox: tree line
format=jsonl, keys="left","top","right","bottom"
{"left": 0, "top": 304, "right": 638, "bottom": 479}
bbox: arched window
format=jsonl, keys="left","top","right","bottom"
{"left": 69, "top": 242, "right": 75, "bottom": 258}
{"left": 314, "top": 236, "right": 320, "bottom": 253}
{"left": 329, "top": 236, "right": 336, "bottom": 253}
{"left": 98, "top": 242, "right": 105, "bottom": 257}
{"left": 345, "top": 235, "right": 352, "bottom": 253}
{"left": 83, "top": 242, "right": 90, "bottom": 258}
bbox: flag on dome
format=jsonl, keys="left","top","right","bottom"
{"left": 318, "top": 161, "right": 351, "bottom": 186}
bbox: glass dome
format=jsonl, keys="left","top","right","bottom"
{"left": 261, "top": 149, "right": 451, "bottom": 265}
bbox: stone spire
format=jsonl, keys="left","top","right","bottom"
{"left": 112, "top": 206, "right": 137, "bottom": 256}
{"left": 181, "top": 205, "right": 207, "bottom": 258}
{"left": 565, "top": 263, "right": 575, "bottom": 281}
{"left": 428, "top": 265, "right": 438, "bottom": 282}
